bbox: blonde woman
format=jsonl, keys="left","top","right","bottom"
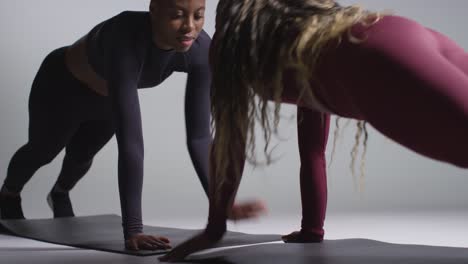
{"left": 161, "top": 0, "right": 468, "bottom": 261}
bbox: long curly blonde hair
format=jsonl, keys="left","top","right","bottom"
{"left": 210, "top": 0, "right": 382, "bottom": 194}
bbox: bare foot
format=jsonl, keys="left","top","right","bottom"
{"left": 282, "top": 230, "right": 323, "bottom": 243}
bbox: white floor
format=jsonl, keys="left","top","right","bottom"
{"left": 1, "top": 211, "right": 467, "bottom": 263}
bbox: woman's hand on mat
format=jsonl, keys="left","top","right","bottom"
{"left": 125, "top": 233, "right": 172, "bottom": 251}
{"left": 228, "top": 199, "right": 267, "bottom": 220}
{"left": 159, "top": 232, "right": 218, "bottom": 262}
{"left": 281, "top": 230, "right": 323, "bottom": 243}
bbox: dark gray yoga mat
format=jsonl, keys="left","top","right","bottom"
{"left": 0, "top": 214, "right": 280, "bottom": 256}
{"left": 188, "top": 239, "right": 468, "bottom": 264}
{"left": 1, "top": 240, "right": 467, "bottom": 264}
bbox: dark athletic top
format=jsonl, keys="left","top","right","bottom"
{"left": 85, "top": 11, "right": 211, "bottom": 239}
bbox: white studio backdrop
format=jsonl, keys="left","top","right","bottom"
{"left": 0, "top": 0, "right": 466, "bottom": 224}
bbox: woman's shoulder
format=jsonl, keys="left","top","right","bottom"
{"left": 98, "top": 11, "right": 151, "bottom": 51}
{"left": 186, "top": 30, "right": 212, "bottom": 67}
{"left": 192, "top": 30, "right": 212, "bottom": 52}
{"left": 104, "top": 11, "right": 149, "bottom": 29}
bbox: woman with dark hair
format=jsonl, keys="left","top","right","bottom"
{"left": 0, "top": 0, "right": 264, "bottom": 251}
{"left": 161, "top": 0, "right": 468, "bottom": 261}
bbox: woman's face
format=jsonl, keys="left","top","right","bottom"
{"left": 150, "top": 0, "right": 206, "bottom": 52}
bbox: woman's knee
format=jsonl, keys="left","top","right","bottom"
{"left": 15, "top": 143, "right": 58, "bottom": 167}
